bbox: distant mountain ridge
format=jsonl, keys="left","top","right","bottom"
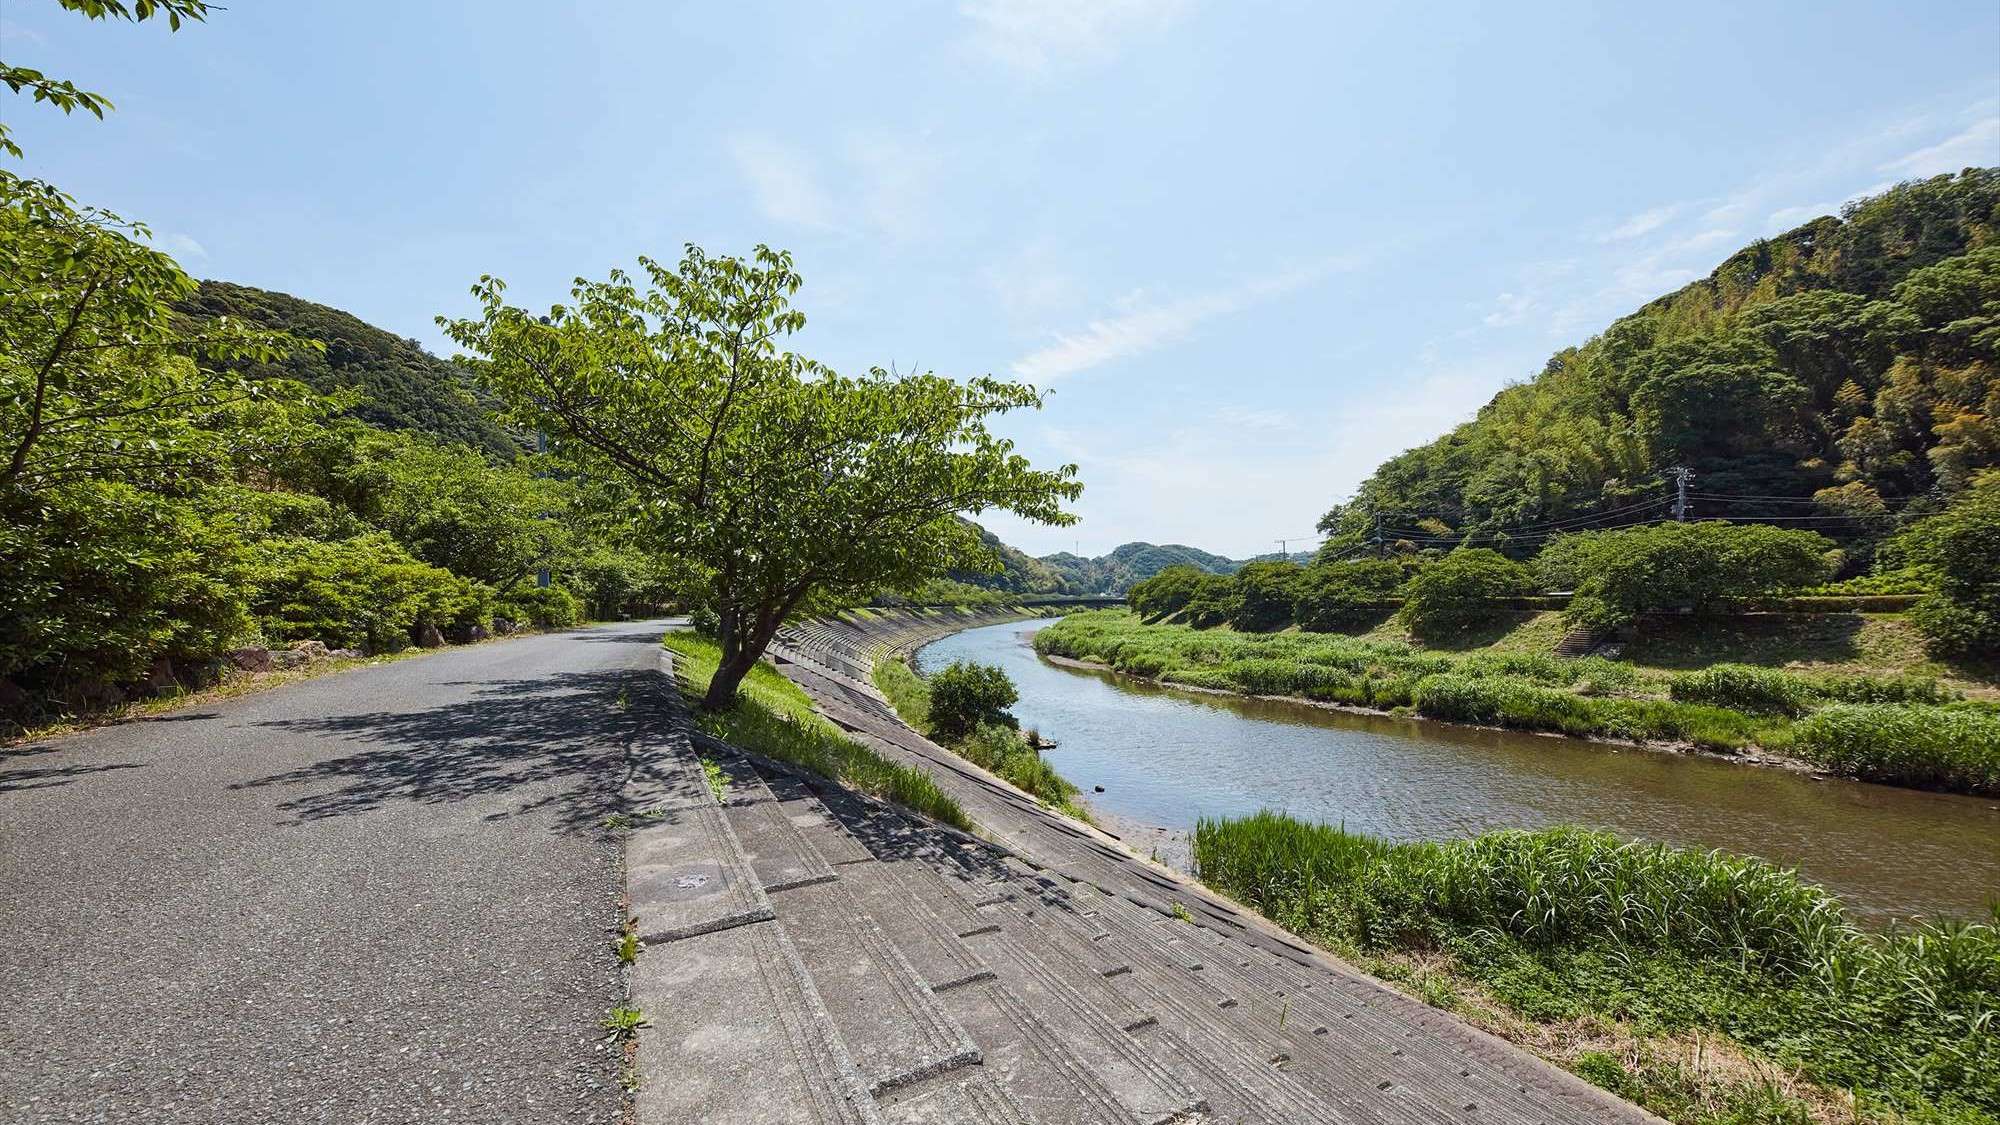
{"left": 1037, "top": 541, "right": 1252, "bottom": 595}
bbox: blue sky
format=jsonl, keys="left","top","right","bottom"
{"left": 6, "top": 1, "right": 1998, "bottom": 557}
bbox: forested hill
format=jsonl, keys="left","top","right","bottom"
{"left": 1039, "top": 542, "right": 1246, "bottom": 595}
{"left": 177, "top": 281, "right": 519, "bottom": 456}
{"left": 946, "top": 520, "right": 1067, "bottom": 593}
{"left": 1320, "top": 169, "right": 2000, "bottom": 552}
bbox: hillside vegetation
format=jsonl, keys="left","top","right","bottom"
{"left": 1322, "top": 170, "right": 1999, "bottom": 560}
{"left": 179, "top": 281, "right": 519, "bottom": 457}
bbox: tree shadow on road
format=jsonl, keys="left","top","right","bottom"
{"left": 234, "top": 668, "right": 675, "bottom": 834}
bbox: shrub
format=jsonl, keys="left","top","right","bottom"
{"left": 494, "top": 584, "right": 583, "bottom": 629}
{"left": 1780, "top": 704, "right": 2000, "bottom": 794}
{"left": 1397, "top": 549, "right": 1534, "bottom": 640}
{"left": 1886, "top": 472, "right": 2000, "bottom": 658}
{"left": 246, "top": 532, "right": 488, "bottom": 652}
{"left": 1228, "top": 560, "right": 1304, "bottom": 632}
{"left": 0, "top": 482, "right": 252, "bottom": 698}
{"left": 1545, "top": 522, "right": 1834, "bottom": 632}
{"left": 927, "top": 660, "right": 1019, "bottom": 740}
{"left": 1293, "top": 558, "right": 1404, "bottom": 633}
{"left": 1668, "top": 664, "right": 1819, "bottom": 716}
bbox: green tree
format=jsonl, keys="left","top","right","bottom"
{"left": 1127, "top": 564, "right": 1206, "bottom": 619}
{"left": 1546, "top": 522, "right": 1834, "bottom": 632}
{"left": 1886, "top": 472, "right": 2000, "bottom": 658}
{"left": 1293, "top": 558, "right": 1405, "bottom": 633}
{"left": 926, "top": 661, "right": 1018, "bottom": 741}
{"left": 0, "top": 176, "right": 304, "bottom": 496}
{"left": 1229, "top": 560, "right": 1303, "bottom": 632}
{"left": 335, "top": 431, "right": 567, "bottom": 590}
{"left": 1397, "top": 549, "right": 1533, "bottom": 641}
{"left": 442, "top": 245, "right": 1080, "bottom": 708}
{"left": 1183, "top": 572, "right": 1243, "bottom": 629}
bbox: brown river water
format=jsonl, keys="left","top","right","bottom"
{"left": 916, "top": 619, "right": 2000, "bottom": 924}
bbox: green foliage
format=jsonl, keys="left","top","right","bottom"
{"left": 1126, "top": 564, "right": 1209, "bottom": 620}
{"left": 1181, "top": 572, "right": 1244, "bottom": 628}
{"left": 493, "top": 584, "right": 583, "bottom": 630}
{"left": 1667, "top": 664, "right": 1822, "bottom": 717}
{"left": 0, "top": 481, "right": 250, "bottom": 695}
{"left": 1777, "top": 704, "right": 2000, "bottom": 794}
{"left": 327, "top": 429, "right": 566, "bottom": 587}
{"left": 0, "top": 176, "right": 309, "bottom": 496}
{"left": 1545, "top": 522, "right": 1834, "bottom": 632}
{"left": 178, "top": 282, "right": 518, "bottom": 456}
{"left": 1398, "top": 549, "right": 1534, "bottom": 640}
{"left": 245, "top": 532, "right": 488, "bottom": 652}
{"left": 1194, "top": 813, "right": 2000, "bottom": 1121}
{"left": 1229, "top": 560, "right": 1303, "bottom": 632}
{"left": 1887, "top": 474, "right": 2000, "bottom": 658}
{"left": 445, "top": 245, "right": 1078, "bottom": 709}
{"left": 1319, "top": 172, "right": 2000, "bottom": 563}
{"left": 662, "top": 632, "right": 968, "bottom": 829}
{"left": 926, "top": 660, "right": 1019, "bottom": 741}
{"left": 1292, "top": 558, "right": 1406, "bottom": 633}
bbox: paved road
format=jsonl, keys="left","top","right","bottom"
{"left": 1, "top": 620, "right": 675, "bottom": 1124}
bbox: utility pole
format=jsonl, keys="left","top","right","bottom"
{"left": 1373, "top": 513, "right": 1384, "bottom": 558}
{"left": 1670, "top": 466, "right": 1693, "bottom": 522}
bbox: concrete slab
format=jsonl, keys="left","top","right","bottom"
{"left": 780, "top": 880, "right": 982, "bottom": 1094}
{"left": 628, "top": 803, "right": 773, "bottom": 944}
{"left": 632, "top": 921, "right": 881, "bottom": 1125}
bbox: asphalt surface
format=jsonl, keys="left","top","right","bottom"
{"left": 1, "top": 620, "right": 675, "bottom": 1124}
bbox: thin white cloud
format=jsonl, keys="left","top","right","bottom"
{"left": 847, "top": 132, "right": 941, "bottom": 243}
{"left": 1597, "top": 204, "right": 1679, "bottom": 242}
{"left": 162, "top": 233, "right": 208, "bottom": 260}
{"left": 1009, "top": 257, "right": 1355, "bottom": 382}
{"left": 960, "top": 0, "right": 1193, "bottom": 73}
{"left": 1879, "top": 116, "right": 1999, "bottom": 179}
{"left": 1482, "top": 291, "right": 1534, "bottom": 327}
{"left": 728, "top": 136, "right": 837, "bottom": 230}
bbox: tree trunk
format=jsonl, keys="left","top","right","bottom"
{"left": 702, "top": 648, "right": 759, "bottom": 710}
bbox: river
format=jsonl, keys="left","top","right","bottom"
{"left": 915, "top": 618, "right": 2000, "bottom": 923}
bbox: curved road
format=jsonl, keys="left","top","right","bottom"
{"left": 1, "top": 620, "right": 674, "bottom": 1124}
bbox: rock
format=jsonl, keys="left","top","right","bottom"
{"left": 144, "top": 657, "right": 180, "bottom": 695}
{"left": 492, "top": 617, "right": 518, "bottom": 635}
{"left": 445, "top": 623, "right": 490, "bottom": 644}
{"left": 413, "top": 622, "right": 446, "bottom": 649}
{"left": 0, "top": 678, "right": 28, "bottom": 715}
{"left": 1093, "top": 785, "right": 1105, "bottom": 793}
{"left": 270, "top": 649, "right": 310, "bottom": 670}
{"left": 289, "top": 640, "right": 330, "bottom": 661}
{"left": 326, "top": 648, "right": 363, "bottom": 661}
{"left": 227, "top": 646, "right": 273, "bottom": 673}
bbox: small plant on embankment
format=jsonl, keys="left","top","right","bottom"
{"left": 1034, "top": 610, "right": 1996, "bottom": 794}
{"left": 662, "top": 633, "right": 970, "bottom": 831}
{"left": 1193, "top": 811, "right": 2000, "bottom": 1123}
{"left": 871, "top": 656, "right": 1087, "bottom": 818}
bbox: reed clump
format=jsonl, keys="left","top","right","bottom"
{"left": 1194, "top": 811, "right": 2000, "bottom": 1122}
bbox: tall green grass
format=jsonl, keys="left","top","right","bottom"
{"left": 1774, "top": 704, "right": 2000, "bottom": 795}
{"left": 1040, "top": 611, "right": 1993, "bottom": 793}
{"left": 1194, "top": 812, "right": 2000, "bottom": 1121}
{"left": 662, "top": 633, "right": 969, "bottom": 830}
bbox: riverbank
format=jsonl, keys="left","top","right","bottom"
{"left": 852, "top": 612, "right": 2000, "bottom": 1123}
{"left": 1035, "top": 610, "right": 2000, "bottom": 797}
